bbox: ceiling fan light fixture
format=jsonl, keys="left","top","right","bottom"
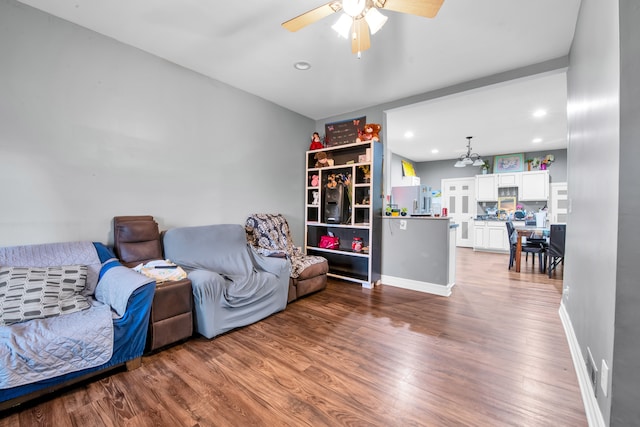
{"left": 282, "top": 0, "right": 444, "bottom": 56}
{"left": 342, "top": 0, "right": 366, "bottom": 17}
{"left": 364, "top": 8, "right": 388, "bottom": 35}
{"left": 332, "top": 14, "right": 353, "bottom": 39}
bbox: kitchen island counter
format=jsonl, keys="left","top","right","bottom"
{"left": 381, "top": 216, "right": 456, "bottom": 296}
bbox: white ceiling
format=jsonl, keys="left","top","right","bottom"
{"left": 386, "top": 71, "right": 569, "bottom": 162}
{"left": 17, "top": 0, "right": 581, "bottom": 160}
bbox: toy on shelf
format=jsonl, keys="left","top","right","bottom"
{"left": 314, "top": 152, "right": 334, "bottom": 168}
{"left": 309, "top": 132, "right": 324, "bottom": 150}
{"left": 356, "top": 123, "right": 381, "bottom": 143}
{"left": 314, "top": 152, "right": 328, "bottom": 168}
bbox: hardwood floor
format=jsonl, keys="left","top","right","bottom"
{"left": 1, "top": 248, "right": 583, "bottom": 426}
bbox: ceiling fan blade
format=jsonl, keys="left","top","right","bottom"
{"left": 351, "top": 18, "right": 371, "bottom": 54}
{"left": 376, "top": 0, "right": 445, "bottom": 18}
{"left": 282, "top": 1, "right": 342, "bottom": 32}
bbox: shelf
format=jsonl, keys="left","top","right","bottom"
{"left": 307, "top": 246, "right": 370, "bottom": 258}
{"left": 306, "top": 222, "right": 370, "bottom": 228}
{"left": 305, "top": 140, "right": 381, "bottom": 287}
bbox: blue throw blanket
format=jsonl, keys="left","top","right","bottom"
{"left": 0, "top": 241, "right": 153, "bottom": 389}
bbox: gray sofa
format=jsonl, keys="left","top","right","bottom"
{"left": 0, "top": 241, "right": 155, "bottom": 409}
{"left": 163, "top": 224, "right": 290, "bottom": 339}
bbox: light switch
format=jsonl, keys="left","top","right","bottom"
{"left": 601, "top": 360, "right": 609, "bottom": 397}
{"left": 400, "top": 220, "right": 407, "bottom": 230}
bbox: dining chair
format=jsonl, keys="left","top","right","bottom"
{"left": 506, "top": 221, "right": 546, "bottom": 272}
{"left": 547, "top": 224, "right": 566, "bottom": 277}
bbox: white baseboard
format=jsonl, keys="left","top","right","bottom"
{"left": 559, "top": 302, "right": 606, "bottom": 427}
{"left": 380, "top": 275, "right": 453, "bottom": 297}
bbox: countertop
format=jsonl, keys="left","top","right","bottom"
{"left": 475, "top": 216, "right": 527, "bottom": 222}
{"left": 382, "top": 215, "right": 450, "bottom": 220}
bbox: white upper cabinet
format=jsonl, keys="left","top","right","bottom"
{"left": 519, "top": 171, "right": 550, "bottom": 201}
{"left": 476, "top": 170, "right": 550, "bottom": 202}
{"left": 497, "top": 173, "right": 522, "bottom": 188}
{"left": 476, "top": 174, "right": 497, "bottom": 201}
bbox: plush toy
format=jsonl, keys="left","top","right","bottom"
{"left": 314, "top": 151, "right": 328, "bottom": 168}
{"left": 310, "top": 174, "right": 319, "bottom": 187}
{"left": 356, "top": 123, "right": 381, "bottom": 143}
{"left": 326, "top": 173, "right": 337, "bottom": 189}
{"left": 309, "top": 132, "right": 324, "bottom": 150}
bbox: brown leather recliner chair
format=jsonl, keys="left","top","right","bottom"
{"left": 113, "top": 215, "right": 193, "bottom": 352}
{"left": 245, "top": 213, "right": 328, "bottom": 302}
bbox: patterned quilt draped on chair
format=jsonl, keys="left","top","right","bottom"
{"left": 245, "top": 213, "right": 326, "bottom": 279}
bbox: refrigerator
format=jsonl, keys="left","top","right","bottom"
{"left": 391, "top": 185, "right": 432, "bottom": 215}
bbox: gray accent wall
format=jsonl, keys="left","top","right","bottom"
{"left": 566, "top": 0, "right": 619, "bottom": 423}
{"left": 614, "top": 1, "right": 640, "bottom": 424}
{"left": 565, "top": 0, "right": 640, "bottom": 424}
{"left": 0, "top": 0, "right": 313, "bottom": 247}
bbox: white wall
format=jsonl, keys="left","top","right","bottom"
{"left": 0, "top": 0, "right": 313, "bottom": 247}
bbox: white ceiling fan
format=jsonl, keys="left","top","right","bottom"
{"left": 282, "top": 0, "right": 445, "bottom": 55}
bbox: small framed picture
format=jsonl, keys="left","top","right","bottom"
{"left": 358, "top": 154, "right": 367, "bottom": 163}
{"left": 494, "top": 153, "right": 524, "bottom": 173}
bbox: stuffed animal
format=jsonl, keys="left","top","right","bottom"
{"left": 314, "top": 151, "right": 329, "bottom": 168}
{"left": 310, "top": 174, "right": 319, "bottom": 187}
{"left": 356, "top": 123, "right": 381, "bottom": 143}
{"left": 309, "top": 132, "right": 324, "bottom": 150}
{"left": 326, "top": 173, "right": 337, "bottom": 189}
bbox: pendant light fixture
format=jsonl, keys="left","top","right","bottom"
{"left": 454, "top": 136, "right": 485, "bottom": 168}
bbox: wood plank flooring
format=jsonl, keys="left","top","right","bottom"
{"left": 1, "top": 248, "right": 583, "bottom": 426}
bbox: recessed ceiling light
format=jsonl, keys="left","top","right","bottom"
{"left": 404, "top": 131, "right": 414, "bottom": 138}
{"left": 431, "top": 149, "right": 439, "bottom": 154}
{"left": 293, "top": 61, "right": 311, "bottom": 71}
{"left": 533, "top": 109, "right": 547, "bottom": 118}
{"left": 532, "top": 138, "right": 543, "bottom": 143}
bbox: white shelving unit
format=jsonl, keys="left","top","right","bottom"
{"left": 304, "top": 141, "right": 382, "bottom": 287}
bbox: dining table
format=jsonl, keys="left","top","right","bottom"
{"left": 514, "top": 226, "right": 549, "bottom": 273}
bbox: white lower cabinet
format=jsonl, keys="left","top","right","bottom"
{"left": 473, "top": 221, "right": 509, "bottom": 252}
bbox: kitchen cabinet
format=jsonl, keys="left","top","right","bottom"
{"left": 305, "top": 141, "right": 382, "bottom": 287}
{"left": 473, "top": 220, "right": 510, "bottom": 253}
{"left": 476, "top": 171, "right": 550, "bottom": 203}
{"left": 476, "top": 174, "right": 497, "bottom": 201}
{"left": 497, "top": 173, "right": 521, "bottom": 188}
{"left": 520, "top": 170, "right": 549, "bottom": 201}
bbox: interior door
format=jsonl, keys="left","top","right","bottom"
{"left": 550, "top": 182, "right": 568, "bottom": 223}
{"left": 442, "top": 177, "right": 476, "bottom": 247}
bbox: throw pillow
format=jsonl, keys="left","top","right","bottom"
{"left": 0, "top": 265, "right": 90, "bottom": 326}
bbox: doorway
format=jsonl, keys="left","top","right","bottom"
{"left": 442, "top": 177, "right": 476, "bottom": 247}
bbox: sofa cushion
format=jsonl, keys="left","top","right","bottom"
{"left": 164, "top": 224, "right": 255, "bottom": 277}
{"left": 0, "top": 265, "right": 90, "bottom": 326}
